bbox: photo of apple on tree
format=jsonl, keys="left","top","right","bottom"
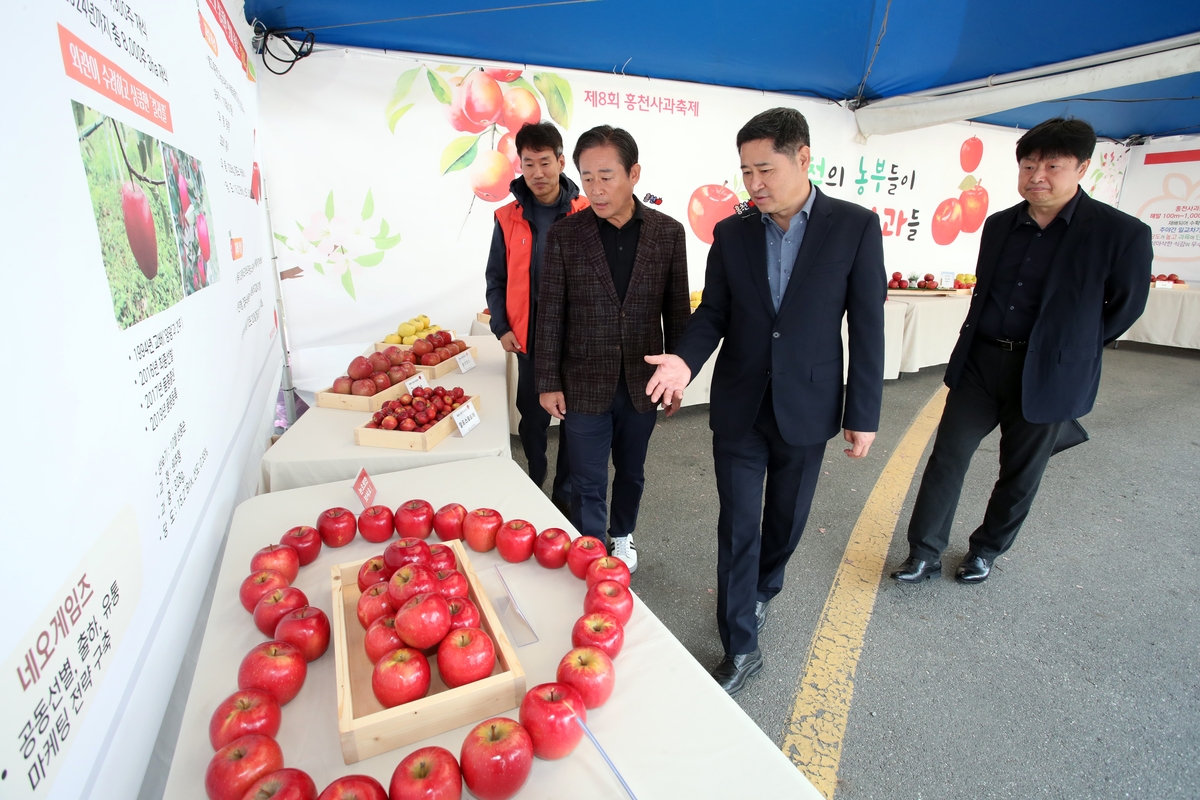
{"left": 162, "top": 144, "right": 220, "bottom": 297}
{"left": 73, "top": 100, "right": 184, "bottom": 330}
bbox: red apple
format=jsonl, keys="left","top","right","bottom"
{"left": 571, "top": 611, "right": 624, "bottom": 659}
{"left": 959, "top": 182, "right": 989, "bottom": 233}
{"left": 317, "top": 507, "right": 357, "bottom": 547}
{"left": 686, "top": 183, "right": 739, "bottom": 245}
{"left": 317, "top": 775, "right": 388, "bottom": 800}
{"left": 931, "top": 197, "right": 963, "bottom": 246}
{"left": 274, "top": 606, "right": 331, "bottom": 662}
{"left": 585, "top": 556, "right": 631, "bottom": 589}
{"left": 253, "top": 587, "right": 309, "bottom": 636}
{"left": 239, "top": 768, "right": 317, "bottom": 800}
{"left": 519, "top": 682, "right": 586, "bottom": 760}
{"left": 485, "top": 67, "right": 522, "bottom": 82}
{"left": 371, "top": 647, "right": 430, "bottom": 708}
{"left": 898, "top": 279, "right": 910, "bottom": 289}
{"left": 1168, "top": 273, "right": 1180, "bottom": 281}
{"left": 208, "top": 689, "right": 281, "bottom": 751}
{"left": 533, "top": 528, "right": 571, "bottom": 569}
{"left": 500, "top": 86, "right": 541, "bottom": 132}
{"left": 347, "top": 356, "right": 373, "bottom": 380}
{"left": 461, "top": 70, "right": 503, "bottom": 126}
{"left": 280, "top": 526, "right": 321, "bottom": 566}
{"left": 437, "top": 626, "right": 496, "bottom": 688}
{"left": 412, "top": 338, "right": 434, "bottom": 357}
{"left": 495, "top": 520, "right": 536, "bottom": 563}
{"left": 395, "top": 592, "right": 452, "bottom": 650}
{"left": 351, "top": 379, "right": 378, "bottom": 397}
{"left": 357, "top": 583, "right": 395, "bottom": 629}
{"left": 436, "top": 569, "right": 469, "bottom": 599}
{"left": 367, "top": 352, "right": 391, "bottom": 373}
{"left": 960, "top": 135, "right": 984, "bottom": 172}
{"left": 447, "top": 597, "right": 481, "bottom": 631}
{"left": 240, "top": 570, "right": 290, "bottom": 614}
{"left": 584, "top": 580, "right": 634, "bottom": 625}
{"left": 463, "top": 508, "right": 504, "bottom": 552}
{"left": 389, "top": 746, "right": 461, "bottom": 800}
{"left": 888, "top": 280, "right": 900, "bottom": 289}
{"left": 460, "top": 718, "right": 533, "bottom": 800}
{"left": 434, "top": 503, "right": 467, "bottom": 540}
{"left": 384, "top": 538, "right": 432, "bottom": 573}
{"left": 567, "top": 536, "right": 606, "bottom": 579}
{"left": 238, "top": 640, "right": 307, "bottom": 705}
{"left": 120, "top": 180, "right": 159, "bottom": 279}
{"left": 364, "top": 613, "right": 403, "bottom": 664}
{"left": 251, "top": 544, "right": 300, "bottom": 583}
{"left": 371, "top": 372, "right": 392, "bottom": 392}
{"left": 556, "top": 646, "right": 615, "bottom": 709}
{"left": 927, "top": 280, "right": 939, "bottom": 289}
{"left": 917, "top": 280, "right": 928, "bottom": 289}
{"left": 357, "top": 505, "right": 394, "bottom": 544}
{"left": 420, "top": 353, "right": 441, "bottom": 367}
{"left": 331, "top": 376, "right": 354, "bottom": 394}
{"left": 357, "top": 556, "right": 389, "bottom": 592}
{"left": 427, "top": 543, "right": 457, "bottom": 573}
{"left": 204, "top": 734, "right": 283, "bottom": 800}
{"left": 891, "top": 271, "right": 903, "bottom": 282}
{"left": 388, "top": 563, "right": 439, "bottom": 608}
{"left": 395, "top": 499, "right": 435, "bottom": 539}
{"left": 399, "top": 418, "right": 418, "bottom": 432}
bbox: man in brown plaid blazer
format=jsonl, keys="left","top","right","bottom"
{"left": 535, "top": 125, "right": 691, "bottom": 573}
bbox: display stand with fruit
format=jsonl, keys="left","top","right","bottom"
{"left": 354, "top": 388, "right": 480, "bottom": 452}
{"left": 1151, "top": 273, "right": 1188, "bottom": 289}
{"left": 375, "top": 331, "right": 478, "bottom": 379}
{"left": 887, "top": 271, "right": 973, "bottom": 295}
{"left": 381, "top": 315, "right": 448, "bottom": 347}
{"left": 316, "top": 350, "right": 422, "bottom": 412}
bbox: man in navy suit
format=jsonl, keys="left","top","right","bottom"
{"left": 646, "top": 107, "right": 886, "bottom": 694}
{"left": 892, "top": 118, "right": 1151, "bottom": 586}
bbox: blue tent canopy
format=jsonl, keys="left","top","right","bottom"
{"left": 243, "top": 0, "right": 1200, "bottom": 140}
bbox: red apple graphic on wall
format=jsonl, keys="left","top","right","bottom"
{"left": 500, "top": 88, "right": 540, "bottom": 132}
{"left": 484, "top": 67, "right": 522, "bottom": 82}
{"left": 959, "top": 181, "right": 989, "bottom": 233}
{"left": 196, "top": 212, "right": 211, "bottom": 263}
{"left": 687, "top": 184, "right": 739, "bottom": 244}
{"left": 461, "top": 70, "right": 504, "bottom": 127}
{"left": 931, "top": 197, "right": 963, "bottom": 246}
{"left": 250, "top": 161, "right": 261, "bottom": 203}
{"left": 120, "top": 181, "right": 159, "bottom": 279}
{"left": 470, "top": 150, "right": 515, "bottom": 203}
{"left": 960, "top": 136, "right": 983, "bottom": 172}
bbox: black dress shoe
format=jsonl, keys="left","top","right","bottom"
{"left": 755, "top": 600, "right": 770, "bottom": 632}
{"left": 890, "top": 556, "right": 942, "bottom": 583}
{"left": 955, "top": 553, "right": 992, "bottom": 583}
{"left": 711, "top": 649, "right": 764, "bottom": 696}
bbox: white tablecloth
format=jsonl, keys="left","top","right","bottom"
{"left": 259, "top": 336, "right": 512, "bottom": 492}
{"left": 1120, "top": 287, "right": 1200, "bottom": 350}
{"left": 162, "top": 459, "right": 821, "bottom": 800}
{"left": 886, "top": 294, "right": 972, "bottom": 373}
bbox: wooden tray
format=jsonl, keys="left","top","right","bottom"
{"left": 372, "top": 343, "right": 477, "bottom": 380}
{"left": 374, "top": 330, "right": 456, "bottom": 353}
{"left": 330, "top": 539, "right": 524, "bottom": 764}
{"left": 476, "top": 312, "right": 491, "bottom": 324}
{"left": 353, "top": 396, "right": 480, "bottom": 451}
{"left": 887, "top": 288, "right": 972, "bottom": 297}
{"left": 315, "top": 379, "right": 412, "bottom": 412}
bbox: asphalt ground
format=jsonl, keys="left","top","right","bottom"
{"left": 511, "top": 341, "right": 1200, "bottom": 799}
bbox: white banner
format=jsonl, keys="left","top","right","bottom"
{"left": 1, "top": 2, "right": 278, "bottom": 797}
{"left": 1118, "top": 134, "right": 1200, "bottom": 281}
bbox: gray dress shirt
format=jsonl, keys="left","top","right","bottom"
{"left": 762, "top": 186, "right": 817, "bottom": 312}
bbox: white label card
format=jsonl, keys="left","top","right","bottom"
{"left": 452, "top": 399, "right": 480, "bottom": 437}
{"left": 455, "top": 349, "right": 476, "bottom": 373}
{"left": 404, "top": 373, "right": 429, "bottom": 392}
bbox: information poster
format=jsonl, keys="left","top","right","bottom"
{"left": 1119, "top": 135, "right": 1200, "bottom": 281}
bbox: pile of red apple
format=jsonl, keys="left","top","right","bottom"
{"left": 888, "top": 271, "right": 941, "bottom": 290}
{"left": 409, "top": 331, "right": 468, "bottom": 367}
{"left": 1153, "top": 273, "right": 1187, "bottom": 285}
{"left": 330, "top": 349, "right": 418, "bottom": 397}
{"left": 363, "top": 385, "right": 468, "bottom": 433}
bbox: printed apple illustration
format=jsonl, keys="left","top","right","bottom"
{"left": 484, "top": 67, "right": 522, "bottom": 82}
{"left": 448, "top": 84, "right": 489, "bottom": 134}
{"left": 120, "top": 181, "right": 159, "bottom": 279}
{"left": 250, "top": 161, "right": 261, "bottom": 203}
{"left": 177, "top": 169, "right": 191, "bottom": 216}
{"left": 960, "top": 136, "right": 984, "bottom": 172}
{"left": 470, "top": 150, "right": 514, "bottom": 203}
{"left": 196, "top": 211, "right": 211, "bottom": 263}
{"left": 931, "top": 197, "right": 963, "bottom": 246}
{"left": 497, "top": 131, "right": 519, "bottom": 173}
{"left": 959, "top": 180, "right": 989, "bottom": 233}
{"left": 461, "top": 70, "right": 504, "bottom": 127}
{"left": 500, "top": 87, "right": 540, "bottom": 132}
{"left": 687, "top": 184, "right": 739, "bottom": 245}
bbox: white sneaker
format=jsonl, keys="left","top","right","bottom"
{"left": 609, "top": 535, "right": 638, "bottom": 574}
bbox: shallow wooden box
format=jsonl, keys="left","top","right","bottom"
{"left": 887, "top": 288, "right": 972, "bottom": 297}
{"left": 330, "top": 539, "right": 525, "bottom": 764}
{"left": 373, "top": 330, "right": 456, "bottom": 353}
{"left": 315, "top": 379, "right": 412, "bottom": 412}
{"left": 476, "top": 312, "right": 491, "bottom": 325}
{"left": 352, "top": 396, "right": 480, "bottom": 451}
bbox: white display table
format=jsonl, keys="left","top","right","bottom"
{"left": 1120, "top": 286, "right": 1200, "bottom": 350}
{"left": 162, "top": 459, "right": 821, "bottom": 799}
{"left": 886, "top": 294, "right": 972, "bottom": 373}
{"left": 259, "top": 336, "right": 511, "bottom": 492}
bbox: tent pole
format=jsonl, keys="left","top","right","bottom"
{"left": 261, "top": 173, "right": 297, "bottom": 428}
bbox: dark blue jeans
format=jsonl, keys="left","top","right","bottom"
{"left": 515, "top": 352, "right": 571, "bottom": 506}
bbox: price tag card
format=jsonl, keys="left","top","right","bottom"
{"left": 353, "top": 468, "right": 377, "bottom": 509}
{"left": 404, "top": 373, "right": 429, "bottom": 392}
{"left": 455, "top": 349, "right": 476, "bottom": 373}
{"left": 452, "top": 399, "right": 480, "bottom": 437}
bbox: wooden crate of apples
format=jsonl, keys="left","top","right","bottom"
{"left": 354, "top": 386, "right": 479, "bottom": 452}
{"left": 378, "top": 331, "right": 478, "bottom": 379}
{"left": 381, "top": 315, "right": 446, "bottom": 347}
{"left": 1151, "top": 272, "right": 1188, "bottom": 288}
{"left": 316, "top": 350, "right": 422, "bottom": 412}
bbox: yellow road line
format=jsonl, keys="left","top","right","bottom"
{"left": 782, "top": 385, "right": 949, "bottom": 798}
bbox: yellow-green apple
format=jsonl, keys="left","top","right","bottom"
{"left": 469, "top": 150, "right": 514, "bottom": 203}
{"left": 316, "top": 774, "right": 388, "bottom": 800}
{"left": 238, "top": 768, "right": 316, "bottom": 800}
{"left": 280, "top": 526, "right": 321, "bottom": 566}
{"left": 204, "top": 734, "right": 283, "bottom": 800}
{"left": 571, "top": 611, "right": 624, "bottom": 659}
{"left": 251, "top": 544, "right": 299, "bottom": 583}
{"left": 585, "top": 556, "right": 631, "bottom": 589}
{"left": 357, "top": 556, "right": 389, "bottom": 592}
{"left": 253, "top": 587, "right": 308, "bottom": 636}
{"left": 556, "top": 646, "right": 615, "bottom": 709}
{"left": 358, "top": 505, "right": 394, "bottom": 544}
{"left": 274, "top": 606, "right": 330, "bottom": 662}
{"left": 447, "top": 597, "right": 481, "bottom": 631}
{"left": 533, "top": 528, "right": 570, "bottom": 569}
{"left": 317, "top": 507, "right": 357, "bottom": 547}
{"left": 389, "top": 746, "right": 461, "bottom": 800}
{"left": 372, "top": 647, "right": 430, "bottom": 708}
{"left": 434, "top": 503, "right": 467, "bottom": 540}
{"left": 237, "top": 641, "right": 307, "bottom": 705}
{"left": 437, "top": 626, "right": 496, "bottom": 688}
{"left": 584, "top": 580, "right": 633, "bottom": 625}
{"left": 496, "top": 520, "right": 536, "bottom": 563}
{"left": 357, "top": 583, "right": 395, "bottom": 630}
{"left": 208, "top": 689, "right": 281, "bottom": 750}
{"left": 463, "top": 508, "right": 504, "bottom": 552}
{"left": 427, "top": 543, "right": 457, "bottom": 573}
{"left": 460, "top": 718, "right": 533, "bottom": 800}
{"left": 395, "top": 500, "right": 435, "bottom": 539}
{"left": 240, "top": 570, "right": 289, "bottom": 614}
{"left": 566, "top": 536, "right": 606, "bottom": 579}
{"left": 387, "top": 563, "right": 438, "bottom": 607}
{"left": 436, "top": 569, "right": 469, "bottom": 599}
{"left": 518, "top": 683, "right": 586, "bottom": 760}
{"left": 385, "top": 538, "right": 432, "bottom": 573}
{"left": 364, "top": 613, "right": 403, "bottom": 664}
{"left": 395, "top": 593, "right": 452, "bottom": 650}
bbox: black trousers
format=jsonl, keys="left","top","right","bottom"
{"left": 713, "top": 386, "right": 824, "bottom": 656}
{"left": 906, "top": 339, "right": 1063, "bottom": 562}
{"left": 515, "top": 352, "right": 571, "bottom": 506}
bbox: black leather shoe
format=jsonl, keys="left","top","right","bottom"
{"left": 711, "top": 649, "right": 764, "bottom": 696}
{"left": 891, "top": 556, "right": 942, "bottom": 583}
{"left": 755, "top": 600, "right": 770, "bottom": 632}
{"left": 955, "top": 553, "right": 992, "bottom": 583}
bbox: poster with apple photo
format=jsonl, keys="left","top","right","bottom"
{"left": 161, "top": 143, "right": 219, "bottom": 296}
{"left": 72, "top": 100, "right": 184, "bottom": 330}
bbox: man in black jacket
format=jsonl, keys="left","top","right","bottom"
{"left": 485, "top": 122, "right": 589, "bottom": 513}
{"left": 892, "top": 118, "right": 1152, "bottom": 586}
